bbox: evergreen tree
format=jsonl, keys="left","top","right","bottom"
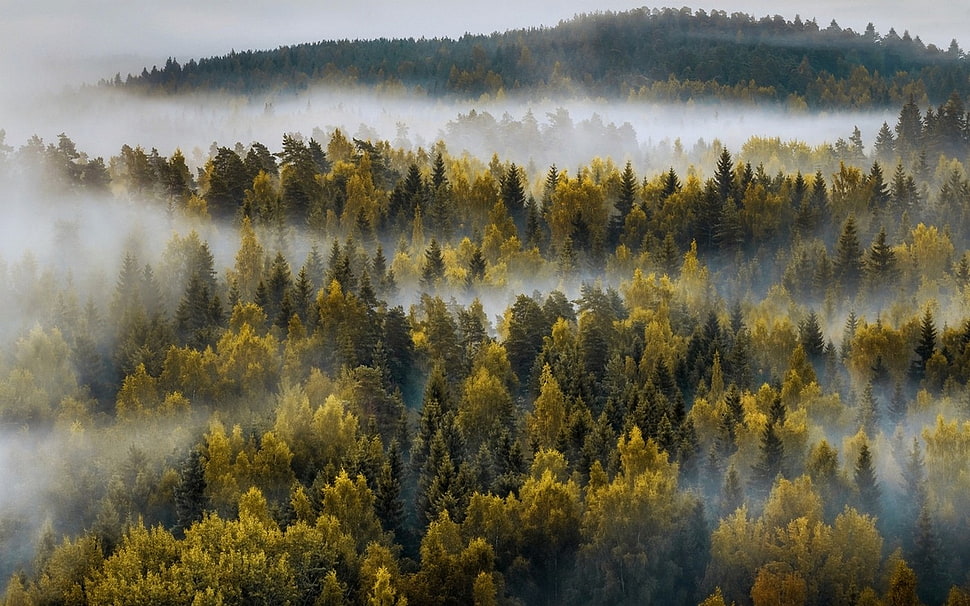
{"left": 854, "top": 441, "right": 881, "bottom": 517}
{"left": 865, "top": 226, "right": 899, "bottom": 296}
{"left": 873, "top": 122, "right": 896, "bottom": 163}
{"left": 868, "top": 161, "right": 891, "bottom": 213}
{"left": 858, "top": 382, "right": 879, "bottom": 436}
{"left": 799, "top": 310, "right": 825, "bottom": 367}
{"left": 912, "top": 506, "right": 946, "bottom": 605}
{"left": 174, "top": 447, "right": 207, "bottom": 536}
{"left": 834, "top": 215, "right": 864, "bottom": 298}
{"left": 466, "top": 246, "right": 487, "bottom": 289}
{"left": 750, "top": 420, "right": 784, "bottom": 498}
{"left": 501, "top": 163, "right": 527, "bottom": 230}
{"left": 713, "top": 147, "right": 735, "bottom": 205}
{"left": 609, "top": 161, "right": 637, "bottom": 246}
{"left": 910, "top": 307, "right": 937, "bottom": 385}
{"left": 720, "top": 464, "right": 744, "bottom": 517}
{"left": 660, "top": 167, "right": 681, "bottom": 201}
{"left": 375, "top": 440, "right": 406, "bottom": 540}
{"left": 421, "top": 238, "right": 446, "bottom": 289}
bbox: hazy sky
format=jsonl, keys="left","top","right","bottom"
{"left": 2, "top": 1, "right": 968, "bottom": 92}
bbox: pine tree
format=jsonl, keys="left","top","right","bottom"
{"left": 841, "top": 310, "right": 858, "bottom": 361}
{"left": 855, "top": 441, "right": 880, "bottom": 517}
{"left": 174, "top": 447, "right": 207, "bottom": 536}
{"left": 887, "top": 382, "right": 908, "bottom": 425}
{"left": 910, "top": 307, "right": 937, "bottom": 385}
{"left": 868, "top": 161, "right": 891, "bottom": 213}
{"left": 895, "top": 95, "right": 923, "bottom": 160}
{"left": 799, "top": 310, "right": 825, "bottom": 367}
{"left": 714, "top": 147, "right": 735, "bottom": 205}
{"left": 660, "top": 167, "right": 681, "bottom": 201}
{"left": 865, "top": 226, "right": 899, "bottom": 296}
{"left": 750, "top": 420, "right": 784, "bottom": 498}
{"left": 873, "top": 122, "right": 896, "bottom": 163}
{"left": 421, "top": 238, "right": 446, "bottom": 289}
{"left": 609, "top": 161, "right": 637, "bottom": 246}
{"left": 912, "top": 506, "right": 946, "bottom": 605}
{"left": 720, "top": 464, "right": 744, "bottom": 518}
{"left": 858, "top": 382, "right": 879, "bottom": 436}
{"left": 834, "top": 215, "right": 864, "bottom": 298}
{"left": 501, "top": 163, "right": 527, "bottom": 229}
{"left": 466, "top": 246, "right": 487, "bottom": 289}
{"left": 430, "top": 151, "right": 448, "bottom": 190}
{"left": 375, "top": 440, "right": 406, "bottom": 540}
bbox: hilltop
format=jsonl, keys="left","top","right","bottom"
{"left": 113, "top": 7, "right": 969, "bottom": 108}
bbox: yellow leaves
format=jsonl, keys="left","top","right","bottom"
{"left": 322, "top": 470, "right": 384, "bottom": 552}
{"left": 677, "top": 240, "right": 713, "bottom": 310}
{"left": 750, "top": 565, "right": 808, "bottom": 606}
{"left": 230, "top": 216, "right": 264, "bottom": 301}
{"left": 87, "top": 523, "right": 181, "bottom": 605}
{"left": 618, "top": 425, "right": 676, "bottom": 482}
{"left": 621, "top": 268, "right": 674, "bottom": 317}
{"left": 518, "top": 467, "right": 582, "bottom": 554}
{"left": 547, "top": 174, "right": 607, "bottom": 245}
{"left": 761, "top": 476, "right": 823, "bottom": 529}
{"left": 527, "top": 365, "right": 568, "bottom": 451}
{"left": 829, "top": 508, "right": 883, "bottom": 595}
{"left": 845, "top": 318, "right": 907, "bottom": 386}
{"left": 161, "top": 345, "right": 219, "bottom": 401}
{"left": 709, "top": 475, "right": 884, "bottom": 606}
{"left": 312, "top": 395, "right": 362, "bottom": 470}
{"left": 780, "top": 345, "right": 817, "bottom": 410}
{"left": 116, "top": 363, "right": 160, "bottom": 419}
{"left": 740, "top": 183, "right": 785, "bottom": 241}
{"left": 904, "top": 223, "right": 955, "bottom": 286}
{"left": 456, "top": 366, "right": 514, "bottom": 451}
{"left": 216, "top": 314, "right": 280, "bottom": 396}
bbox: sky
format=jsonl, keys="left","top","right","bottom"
{"left": 2, "top": 1, "right": 969, "bottom": 94}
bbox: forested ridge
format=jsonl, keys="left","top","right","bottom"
{"left": 4, "top": 92, "right": 970, "bottom": 605}
{"left": 113, "top": 7, "right": 970, "bottom": 109}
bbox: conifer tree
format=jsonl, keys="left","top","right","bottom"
{"left": 910, "top": 307, "right": 937, "bottom": 385}
{"left": 865, "top": 226, "right": 899, "bottom": 295}
{"left": 420, "top": 238, "right": 446, "bottom": 289}
{"left": 750, "top": 419, "right": 784, "bottom": 498}
{"left": 855, "top": 441, "right": 880, "bottom": 517}
{"left": 834, "top": 215, "right": 864, "bottom": 298}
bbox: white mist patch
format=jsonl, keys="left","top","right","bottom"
{"left": 1, "top": 85, "right": 894, "bottom": 174}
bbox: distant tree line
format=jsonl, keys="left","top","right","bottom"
{"left": 109, "top": 7, "right": 970, "bottom": 109}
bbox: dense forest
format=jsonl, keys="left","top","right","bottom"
{"left": 112, "top": 8, "right": 970, "bottom": 109}
{"left": 2, "top": 86, "right": 970, "bottom": 605}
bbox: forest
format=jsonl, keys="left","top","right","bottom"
{"left": 112, "top": 8, "right": 970, "bottom": 110}
{"left": 1, "top": 80, "right": 970, "bottom": 605}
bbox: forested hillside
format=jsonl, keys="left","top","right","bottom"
{"left": 113, "top": 8, "right": 970, "bottom": 109}
{"left": 3, "top": 91, "right": 970, "bottom": 605}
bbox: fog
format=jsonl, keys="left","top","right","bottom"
{"left": 0, "top": 83, "right": 896, "bottom": 172}
{"left": 0, "top": 2, "right": 965, "bottom": 599}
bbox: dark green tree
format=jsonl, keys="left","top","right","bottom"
{"left": 421, "top": 238, "right": 446, "bottom": 289}
{"left": 909, "top": 307, "right": 937, "bottom": 385}
{"left": 834, "top": 215, "right": 864, "bottom": 298}
{"left": 854, "top": 441, "right": 880, "bottom": 518}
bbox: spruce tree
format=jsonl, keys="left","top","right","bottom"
{"left": 854, "top": 441, "right": 881, "bottom": 517}
{"left": 750, "top": 420, "right": 784, "bottom": 498}
{"left": 910, "top": 307, "right": 937, "bottom": 385}
{"left": 421, "top": 238, "right": 446, "bottom": 289}
{"left": 834, "top": 215, "right": 864, "bottom": 298}
{"left": 865, "top": 227, "right": 899, "bottom": 295}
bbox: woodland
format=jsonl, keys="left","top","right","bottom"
{"left": 114, "top": 8, "right": 970, "bottom": 109}
{"left": 3, "top": 7, "right": 970, "bottom": 606}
